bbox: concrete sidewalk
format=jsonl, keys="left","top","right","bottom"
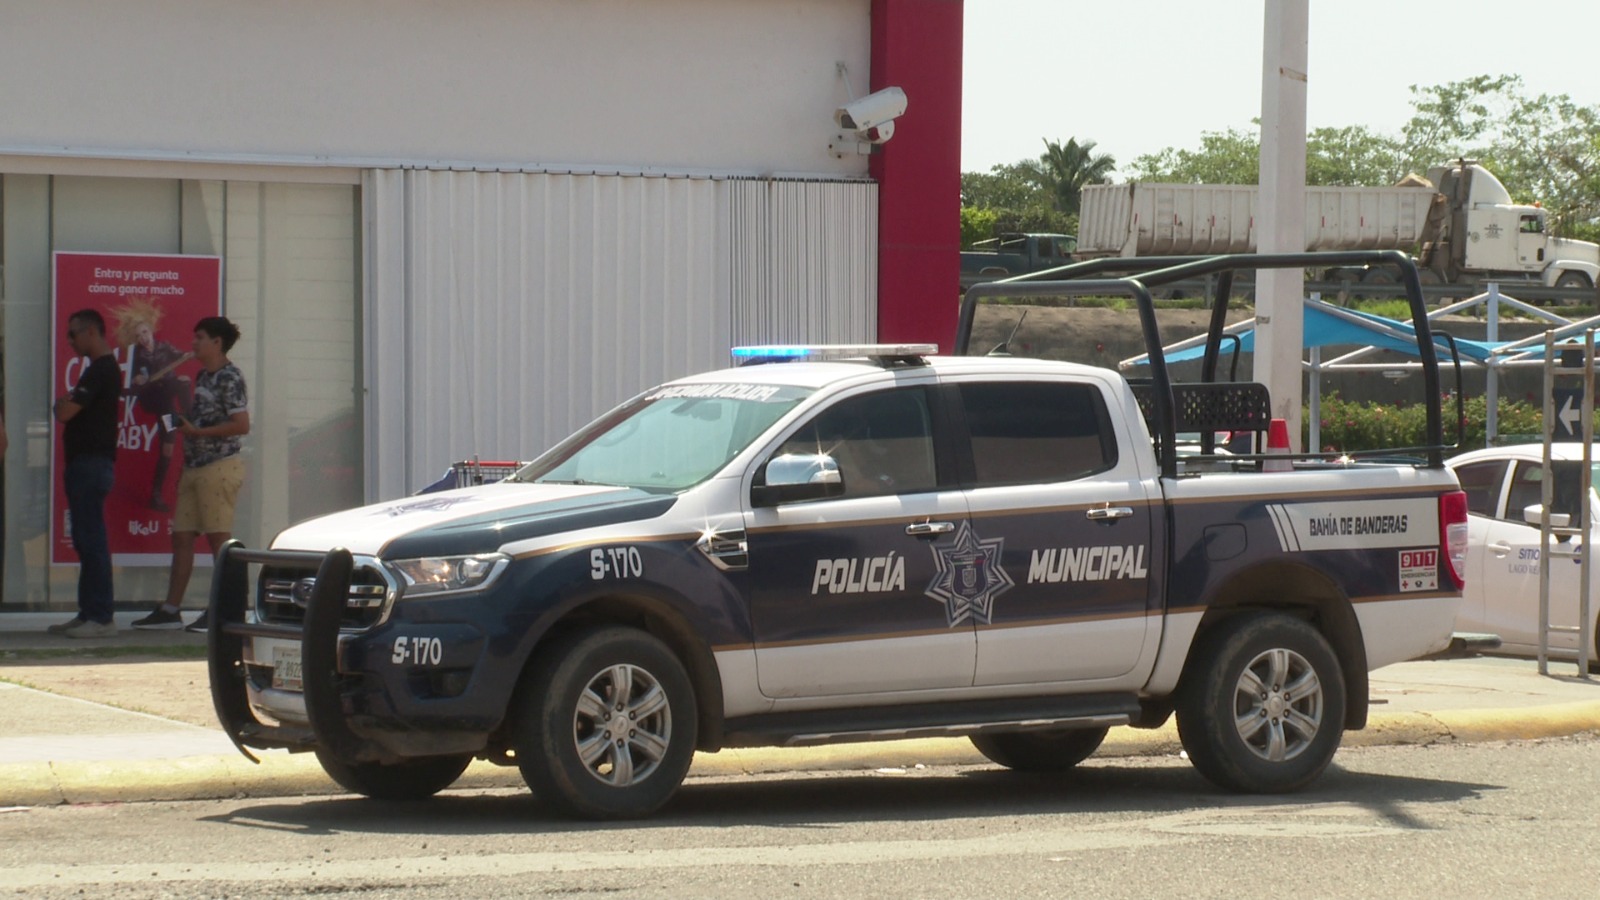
{"left": 1, "top": 610, "right": 1597, "bottom": 808}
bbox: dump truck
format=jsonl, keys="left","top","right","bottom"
{"left": 1076, "top": 161, "right": 1600, "bottom": 293}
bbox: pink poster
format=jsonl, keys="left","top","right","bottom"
{"left": 51, "top": 252, "right": 223, "bottom": 566}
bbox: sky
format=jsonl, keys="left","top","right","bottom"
{"left": 962, "top": 0, "right": 1600, "bottom": 177}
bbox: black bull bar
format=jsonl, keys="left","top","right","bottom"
{"left": 206, "top": 540, "right": 369, "bottom": 764}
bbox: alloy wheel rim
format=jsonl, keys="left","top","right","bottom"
{"left": 572, "top": 663, "right": 672, "bottom": 786}
{"left": 1232, "top": 647, "right": 1322, "bottom": 762}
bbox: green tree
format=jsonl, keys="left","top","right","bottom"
{"left": 1395, "top": 74, "right": 1520, "bottom": 176}
{"left": 1029, "top": 138, "right": 1117, "bottom": 215}
{"left": 960, "top": 142, "right": 1094, "bottom": 246}
{"left": 961, "top": 161, "right": 1047, "bottom": 210}
{"left": 1131, "top": 124, "right": 1403, "bottom": 186}
{"left": 1305, "top": 125, "right": 1405, "bottom": 185}
{"left": 1128, "top": 127, "right": 1261, "bottom": 183}
{"left": 960, "top": 206, "right": 1001, "bottom": 248}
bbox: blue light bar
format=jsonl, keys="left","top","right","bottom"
{"left": 731, "top": 343, "right": 939, "bottom": 363}
{"left": 732, "top": 345, "right": 813, "bottom": 358}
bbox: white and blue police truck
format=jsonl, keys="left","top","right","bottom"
{"left": 208, "top": 251, "right": 1470, "bottom": 819}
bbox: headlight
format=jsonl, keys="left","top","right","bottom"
{"left": 387, "top": 553, "right": 509, "bottom": 598}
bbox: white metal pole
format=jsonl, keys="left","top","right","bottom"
{"left": 1487, "top": 283, "right": 1500, "bottom": 445}
{"left": 1256, "top": 0, "right": 1309, "bottom": 449}
{"left": 1309, "top": 345, "right": 1321, "bottom": 453}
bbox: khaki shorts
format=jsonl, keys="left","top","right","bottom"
{"left": 173, "top": 455, "right": 245, "bottom": 534}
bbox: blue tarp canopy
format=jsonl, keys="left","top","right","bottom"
{"left": 1154, "top": 300, "right": 1501, "bottom": 364}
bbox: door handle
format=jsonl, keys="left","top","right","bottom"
{"left": 1488, "top": 541, "right": 1512, "bottom": 556}
{"left": 905, "top": 521, "right": 956, "bottom": 536}
{"left": 1086, "top": 506, "right": 1134, "bottom": 521}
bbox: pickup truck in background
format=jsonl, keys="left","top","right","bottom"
{"left": 206, "top": 250, "right": 1466, "bottom": 819}
{"left": 960, "top": 232, "right": 1076, "bottom": 292}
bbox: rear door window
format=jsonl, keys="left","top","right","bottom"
{"left": 1452, "top": 460, "right": 1507, "bottom": 518}
{"left": 956, "top": 381, "right": 1117, "bottom": 487}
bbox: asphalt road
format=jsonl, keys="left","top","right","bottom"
{"left": 4, "top": 733, "right": 1597, "bottom": 899}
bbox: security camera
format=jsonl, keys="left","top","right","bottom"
{"left": 834, "top": 86, "right": 908, "bottom": 132}
{"left": 829, "top": 86, "right": 907, "bottom": 158}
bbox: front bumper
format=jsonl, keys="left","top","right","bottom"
{"left": 206, "top": 541, "right": 497, "bottom": 765}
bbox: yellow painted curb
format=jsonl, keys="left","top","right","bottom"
{"left": 1348, "top": 700, "right": 1600, "bottom": 747}
{"left": 4, "top": 702, "right": 1597, "bottom": 807}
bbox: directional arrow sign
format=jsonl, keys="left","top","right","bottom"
{"left": 1553, "top": 387, "right": 1585, "bottom": 438}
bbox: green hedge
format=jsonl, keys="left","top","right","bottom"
{"left": 1306, "top": 393, "right": 1547, "bottom": 454}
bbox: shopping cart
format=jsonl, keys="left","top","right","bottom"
{"left": 415, "top": 457, "right": 528, "bottom": 494}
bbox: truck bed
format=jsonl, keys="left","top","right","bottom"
{"left": 1077, "top": 182, "right": 1437, "bottom": 258}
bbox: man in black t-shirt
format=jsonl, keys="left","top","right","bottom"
{"left": 49, "top": 309, "right": 122, "bottom": 638}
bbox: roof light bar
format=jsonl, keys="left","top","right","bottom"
{"left": 731, "top": 343, "right": 939, "bottom": 364}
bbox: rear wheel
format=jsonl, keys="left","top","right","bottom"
{"left": 314, "top": 750, "right": 472, "bottom": 801}
{"left": 1359, "top": 267, "right": 1397, "bottom": 301}
{"left": 1592, "top": 614, "right": 1599, "bottom": 674}
{"left": 514, "top": 626, "right": 697, "bottom": 819}
{"left": 970, "top": 726, "right": 1109, "bottom": 772}
{"left": 1176, "top": 613, "right": 1346, "bottom": 793}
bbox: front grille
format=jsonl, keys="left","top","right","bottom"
{"left": 256, "top": 561, "right": 393, "bottom": 630}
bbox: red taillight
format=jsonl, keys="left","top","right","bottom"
{"left": 1439, "top": 490, "right": 1469, "bottom": 589}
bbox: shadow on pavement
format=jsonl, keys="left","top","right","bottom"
{"left": 201, "top": 757, "right": 1497, "bottom": 837}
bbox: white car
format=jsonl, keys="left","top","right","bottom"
{"left": 1447, "top": 443, "right": 1600, "bottom": 666}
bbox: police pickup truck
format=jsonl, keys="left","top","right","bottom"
{"left": 207, "top": 251, "right": 1469, "bottom": 819}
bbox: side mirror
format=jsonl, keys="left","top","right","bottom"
{"left": 1523, "top": 503, "right": 1571, "bottom": 529}
{"left": 751, "top": 453, "right": 844, "bottom": 507}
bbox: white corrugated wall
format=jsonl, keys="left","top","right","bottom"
{"left": 365, "top": 169, "right": 876, "bottom": 499}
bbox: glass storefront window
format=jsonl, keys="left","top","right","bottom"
{"left": 1, "top": 174, "right": 362, "bottom": 609}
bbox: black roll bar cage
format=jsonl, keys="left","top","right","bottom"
{"left": 955, "top": 250, "right": 1449, "bottom": 480}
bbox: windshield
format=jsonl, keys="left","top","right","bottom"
{"left": 510, "top": 382, "right": 812, "bottom": 492}
{"left": 1549, "top": 461, "right": 1600, "bottom": 521}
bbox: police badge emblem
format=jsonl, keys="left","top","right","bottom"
{"left": 925, "top": 521, "right": 1014, "bottom": 626}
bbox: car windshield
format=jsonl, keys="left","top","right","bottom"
{"left": 1551, "top": 461, "right": 1600, "bottom": 520}
{"left": 1512, "top": 460, "right": 1600, "bottom": 521}
{"left": 509, "top": 382, "right": 812, "bottom": 493}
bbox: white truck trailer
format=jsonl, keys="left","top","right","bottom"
{"left": 1076, "top": 161, "right": 1600, "bottom": 291}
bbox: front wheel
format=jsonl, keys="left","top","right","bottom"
{"left": 970, "top": 726, "right": 1109, "bottom": 772}
{"left": 514, "top": 626, "right": 698, "bottom": 819}
{"left": 1176, "top": 613, "right": 1346, "bottom": 793}
{"left": 314, "top": 750, "right": 472, "bottom": 801}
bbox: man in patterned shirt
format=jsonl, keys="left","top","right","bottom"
{"left": 132, "top": 316, "right": 250, "bottom": 633}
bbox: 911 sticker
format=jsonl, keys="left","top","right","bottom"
{"left": 1398, "top": 549, "right": 1439, "bottom": 592}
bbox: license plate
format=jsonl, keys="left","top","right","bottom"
{"left": 271, "top": 645, "right": 303, "bottom": 692}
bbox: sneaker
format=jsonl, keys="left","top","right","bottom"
{"left": 46, "top": 616, "right": 86, "bottom": 634}
{"left": 132, "top": 608, "right": 186, "bottom": 630}
{"left": 185, "top": 611, "right": 210, "bottom": 634}
{"left": 66, "top": 620, "right": 118, "bottom": 639}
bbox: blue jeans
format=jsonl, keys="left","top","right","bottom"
{"left": 65, "top": 454, "right": 116, "bottom": 624}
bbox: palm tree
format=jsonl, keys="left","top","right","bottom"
{"left": 1031, "top": 138, "right": 1117, "bottom": 216}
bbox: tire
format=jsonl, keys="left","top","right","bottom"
{"left": 314, "top": 750, "right": 472, "bottom": 801}
{"left": 1591, "top": 614, "right": 1599, "bottom": 675}
{"left": 970, "top": 726, "right": 1109, "bottom": 773}
{"left": 1176, "top": 613, "right": 1346, "bottom": 793}
{"left": 1329, "top": 269, "right": 1362, "bottom": 306}
{"left": 514, "top": 626, "right": 698, "bottom": 819}
{"left": 1358, "top": 267, "right": 1396, "bottom": 301}
{"left": 1555, "top": 271, "right": 1592, "bottom": 290}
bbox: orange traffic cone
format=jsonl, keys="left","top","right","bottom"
{"left": 1263, "top": 418, "right": 1292, "bottom": 472}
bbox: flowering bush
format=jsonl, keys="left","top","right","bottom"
{"left": 1306, "top": 393, "right": 1547, "bottom": 454}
